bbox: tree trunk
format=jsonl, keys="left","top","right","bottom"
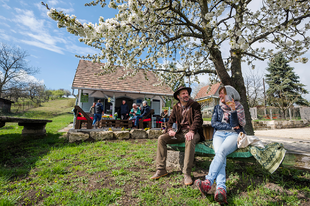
{"left": 212, "top": 49, "right": 254, "bottom": 135}
{"left": 230, "top": 51, "right": 254, "bottom": 135}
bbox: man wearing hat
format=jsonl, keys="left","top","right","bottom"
{"left": 150, "top": 86, "right": 204, "bottom": 185}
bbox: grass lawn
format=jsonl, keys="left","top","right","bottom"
{"left": 0, "top": 99, "right": 310, "bottom": 205}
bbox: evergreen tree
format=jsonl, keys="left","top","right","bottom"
{"left": 265, "top": 53, "right": 309, "bottom": 118}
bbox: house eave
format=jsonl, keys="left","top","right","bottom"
{"left": 196, "top": 95, "right": 219, "bottom": 102}
{"left": 71, "top": 86, "right": 173, "bottom": 97}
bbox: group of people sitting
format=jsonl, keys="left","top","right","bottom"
{"left": 90, "top": 99, "right": 153, "bottom": 128}
{"left": 120, "top": 99, "right": 170, "bottom": 129}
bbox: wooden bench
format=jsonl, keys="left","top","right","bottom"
{"left": 138, "top": 109, "right": 154, "bottom": 129}
{"left": 0, "top": 116, "right": 52, "bottom": 137}
{"left": 100, "top": 119, "right": 132, "bottom": 128}
{"left": 74, "top": 106, "right": 93, "bottom": 129}
{"left": 168, "top": 123, "right": 253, "bottom": 159}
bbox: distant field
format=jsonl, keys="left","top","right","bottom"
{"left": 8, "top": 98, "right": 75, "bottom": 119}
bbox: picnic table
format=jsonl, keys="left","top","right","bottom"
{"left": 0, "top": 116, "right": 52, "bottom": 137}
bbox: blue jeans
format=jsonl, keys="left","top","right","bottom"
{"left": 134, "top": 115, "right": 143, "bottom": 127}
{"left": 205, "top": 131, "right": 238, "bottom": 191}
{"left": 92, "top": 113, "right": 102, "bottom": 125}
{"left": 161, "top": 118, "right": 169, "bottom": 122}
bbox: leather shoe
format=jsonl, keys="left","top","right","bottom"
{"left": 184, "top": 174, "right": 193, "bottom": 185}
{"left": 150, "top": 169, "right": 168, "bottom": 180}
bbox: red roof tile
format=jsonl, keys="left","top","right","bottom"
{"left": 72, "top": 60, "right": 173, "bottom": 96}
{"left": 194, "top": 82, "right": 221, "bottom": 100}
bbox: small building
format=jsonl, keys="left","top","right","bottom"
{"left": 0, "top": 98, "right": 14, "bottom": 113}
{"left": 72, "top": 60, "right": 174, "bottom": 117}
{"left": 194, "top": 83, "right": 221, "bottom": 118}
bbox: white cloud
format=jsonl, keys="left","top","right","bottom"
{"left": 57, "top": 7, "right": 74, "bottom": 14}
{"left": 2, "top": 3, "right": 10, "bottom": 9}
{"left": 16, "top": 70, "right": 44, "bottom": 84}
{"left": 77, "top": 18, "right": 89, "bottom": 25}
{"left": 65, "top": 44, "right": 99, "bottom": 55}
{"left": 0, "top": 70, "right": 44, "bottom": 85}
{"left": 31, "top": 54, "right": 39, "bottom": 58}
{"left": 14, "top": 8, "right": 45, "bottom": 32}
{"left": 0, "top": 32, "right": 11, "bottom": 41}
{"left": 12, "top": 8, "right": 67, "bottom": 54}
{"left": 19, "top": 0, "right": 28, "bottom": 7}
{"left": 0, "top": 22, "right": 10, "bottom": 27}
{"left": 47, "top": 0, "right": 61, "bottom": 6}
{"left": 20, "top": 40, "right": 64, "bottom": 54}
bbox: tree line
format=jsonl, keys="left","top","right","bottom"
{"left": 0, "top": 43, "right": 71, "bottom": 105}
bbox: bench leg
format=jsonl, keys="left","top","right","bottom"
{"left": 18, "top": 122, "right": 47, "bottom": 138}
{"left": 0, "top": 121, "right": 6, "bottom": 128}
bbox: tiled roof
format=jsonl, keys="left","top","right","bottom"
{"left": 194, "top": 82, "right": 221, "bottom": 100}
{"left": 72, "top": 60, "right": 173, "bottom": 96}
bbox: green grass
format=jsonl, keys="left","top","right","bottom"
{"left": 203, "top": 118, "right": 211, "bottom": 121}
{"left": 0, "top": 99, "right": 309, "bottom": 205}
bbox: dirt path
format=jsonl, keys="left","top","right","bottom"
{"left": 255, "top": 127, "right": 310, "bottom": 155}
{"left": 255, "top": 127, "right": 310, "bottom": 140}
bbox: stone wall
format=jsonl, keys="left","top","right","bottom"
{"left": 67, "top": 129, "right": 163, "bottom": 143}
{"left": 300, "top": 107, "right": 310, "bottom": 121}
{"left": 250, "top": 107, "right": 257, "bottom": 120}
{"left": 253, "top": 119, "right": 308, "bottom": 130}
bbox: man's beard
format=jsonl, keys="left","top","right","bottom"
{"left": 180, "top": 96, "right": 189, "bottom": 102}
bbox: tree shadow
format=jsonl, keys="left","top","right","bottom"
{"left": 0, "top": 132, "right": 68, "bottom": 182}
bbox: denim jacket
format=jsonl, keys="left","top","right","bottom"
{"left": 211, "top": 105, "right": 245, "bottom": 139}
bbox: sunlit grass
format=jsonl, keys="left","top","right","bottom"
{"left": 0, "top": 99, "right": 309, "bottom": 205}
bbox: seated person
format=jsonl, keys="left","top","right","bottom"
{"left": 129, "top": 103, "right": 141, "bottom": 121}
{"left": 134, "top": 101, "right": 151, "bottom": 128}
{"left": 160, "top": 109, "right": 169, "bottom": 128}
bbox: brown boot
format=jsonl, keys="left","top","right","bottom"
{"left": 150, "top": 169, "right": 168, "bottom": 180}
{"left": 184, "top": 174, "right": 193, "bottom": 186}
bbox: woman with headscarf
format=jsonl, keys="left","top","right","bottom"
{"left": 194, "top": 85, "right": 246, "bottom": 204}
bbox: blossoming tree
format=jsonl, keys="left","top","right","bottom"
{"left": 43, "top": 0, "right": 310, "bottom": 134}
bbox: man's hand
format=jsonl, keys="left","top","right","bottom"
{"left": 168, "top": 130, "right": 176, "bottom": 137}
{"left": 185, "top": 131, "right": 194, "bottom": 141}
{"left": 233, "top": 126, "right": 240, "bottom": 130}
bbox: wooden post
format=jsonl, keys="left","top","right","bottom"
{"left": 112, "top": 93, "right": 115, "bottom": 116}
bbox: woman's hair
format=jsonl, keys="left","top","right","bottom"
{"left": 142, "top": 100, "right": 147, "bottom": 105}
{"left": 164, "top": 109, "right": 168, "bottom": 112}
{"left": 219, "top": 86, "right": 227, "bottom": 95}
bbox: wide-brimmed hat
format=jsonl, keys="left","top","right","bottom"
{"left": 174, "top": 86, "right": 192, "bottom": 101}
{"left": 224, "top": 85, "right": 240, "bottom": 101}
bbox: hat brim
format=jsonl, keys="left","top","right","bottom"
{"left": 173, "top": 87, "right": 192, "bottom": 100}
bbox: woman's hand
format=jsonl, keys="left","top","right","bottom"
{"left": 228, "top": 98, "right": 236, "bottom": 111}
{"left": 233, "top": 126, "right": 240, "bottom": 130}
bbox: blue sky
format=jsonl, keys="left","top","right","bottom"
{"left": 0, "top": 0, "right": 115, "bottom": 92}
{"left": 0, "top": 0, "right": 310, "bottom": 100}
